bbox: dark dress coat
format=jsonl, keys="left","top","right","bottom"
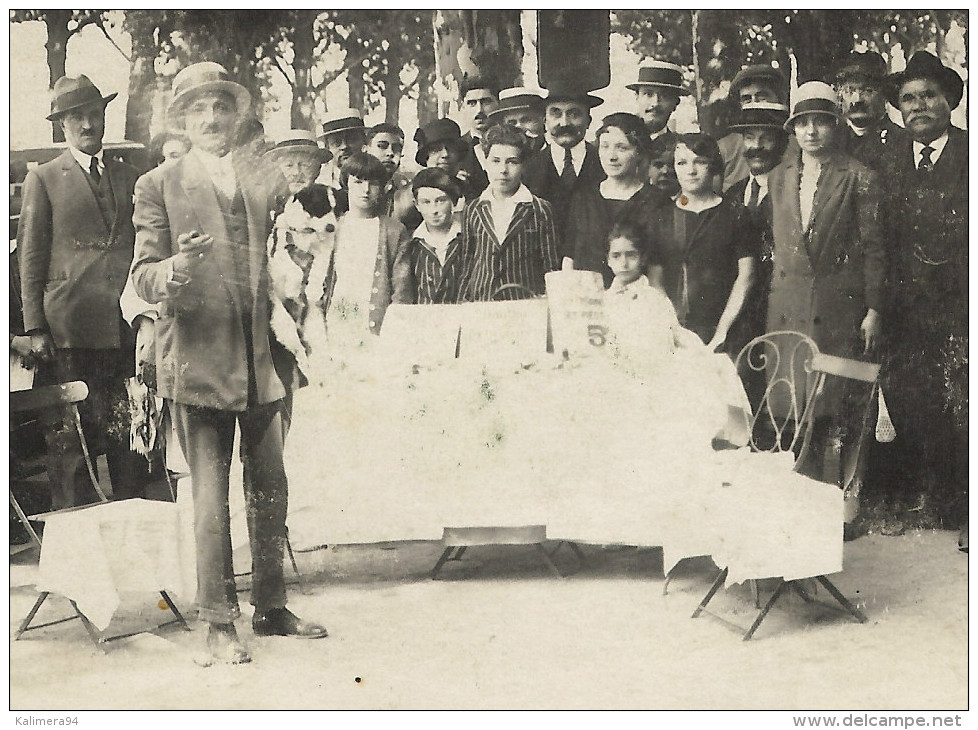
{"left": 840, "top": 116, "right": 908, "bottom": 173}
{"left": 565, "top": 183, "right": 671, "bottom": 287}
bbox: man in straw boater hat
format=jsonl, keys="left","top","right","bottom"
{"left": 487, "top": 86, "right": 547, "bottom": 154}
{"left": 131, "top": 62, "right": 328, "bottom": 666}
{"left": 831, "top": 50, "right": 907, "bottom": 170}
{"left": 523, "top": 70, "right": 605, "bottom": 246}
{"left": 765, "top": 82, "right": 885, "bottom": 534}
{"left": 18, "top": 74, "right": 153, "bottom": 511}
{"left": 627, "top": 60, "right": 690, "bottom": 144}
{"left": 876, "top": 51, "right": 968, "bottom": 548}
{"left": 317, "top": 108, "right": 367, "bottom": 214}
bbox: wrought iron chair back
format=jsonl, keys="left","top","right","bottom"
{"left": 733, "top": 331, "right": 823, "bottom": 470}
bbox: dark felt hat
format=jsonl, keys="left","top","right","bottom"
{"left": 833, "top": 51, "right": 887, "bottom": 84}
{"left": 728, "top": 101, "right": 790, "bottom": 131}
{"left": 885, "top": 51, "right": 964, "bottom": 110}
{"left": 47, "top": 75, "right": 117, "bottom": 121}
{"left": 543, "top": 70, "right": 604, "bottom": 108}
{"left": 414, "top": 118, "right": 468, "bottom": 166}
{"left": 730, "top": 65, "right": 788, "bottom": 102}
{"left": 626, "top": 61, "right": 689, "bottom": 95}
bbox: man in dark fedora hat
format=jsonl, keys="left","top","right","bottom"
{"left": 627, "top": 60, "right": 689, "bottom": 142}
{"left": 874, "top": 51, "right": 968, "bottom": 544}
{"left": 131, "top": 61, "right": 328, "bottom": 666}
{"left": 721, "top": 64, "right": 790, "bottom": 191}
{"left": 18, "top": 74, "right": 152, "bottom": 512}
{"left": 832, "top": 50, "right": 907, "bottom": 170}
{"left": 522, "top": 73, "right": 605, "bottom": 250}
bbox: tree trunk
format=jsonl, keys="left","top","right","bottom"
{"left": 416, "top": 70, "right": 438, "bottom": 127}
{"left": 349, "top": 68, "right": 366, "bottom": 112}
{"left": 384, "top": 60, "right": 403, "bottom": 125}
{"left": 290, "top": 10, "right": 318, "bottom": 130}
{"left": 45, "top": 10, "right": 71, "bottom": 143}
{"left": 124, "top": 56, "right": 155, "bottom": 146}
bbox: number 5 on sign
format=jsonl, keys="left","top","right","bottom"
{"left": 588, "top": 324, "right": 608, "bottom": 348}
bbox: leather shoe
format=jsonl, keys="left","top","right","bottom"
{"left": 194, "top": 623, "right": 251, "bottom": 667}
{"left": 252, "top": 608, "right": 328, "bottom": 639}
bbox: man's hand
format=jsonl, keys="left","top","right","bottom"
{"left": 10, "top": 334, "right": 32, "bottom": 358}
{"left": 29, "top": 331, "right": 55, "bottom": 363}
{"left": 860, "top": 308, "right": 881, "bottom": 354}
{"left": 171, "top": 230, "right": 214, "bottom": 281}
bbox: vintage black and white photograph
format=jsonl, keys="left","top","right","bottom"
{"left": 7, "top": 9, "right": 969, "bottom": 714}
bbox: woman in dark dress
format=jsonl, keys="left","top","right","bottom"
{"left": 565, "top": 112, "right": 670, "bottom": 287}
{"left": 654, "top": 133, "right": 760, "bottom": 354}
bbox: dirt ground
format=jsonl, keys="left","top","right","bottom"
{"left": 8, "top": 526, "right": 968, "bottom": 711}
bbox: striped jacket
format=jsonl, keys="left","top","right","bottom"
{"left": 458, "top": 188, "right": 560, "bottom": 301}
{"left": 398, "top": 225, "right": 465, "bottom": 304}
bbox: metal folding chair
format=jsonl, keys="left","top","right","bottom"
{"left": 9, "top": 381, "right": 110, "bottom": 548}
{"left": 689, "top": 332, "right": 873, "bottom": 640}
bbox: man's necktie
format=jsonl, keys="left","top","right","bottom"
{"left": 918, "top": 146, "right": 935, "bottom": 173}
{"left": 747, "top": 178, "right": 761, "bottom": 210}
{"left": 560, "top": 146, "right": 576, "bottom": 187}
{"left": 89, "top": 157, "right": 101, "bottom": 185}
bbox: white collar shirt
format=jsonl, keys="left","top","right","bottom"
{"left": 69, "top": 146, "right": 104, "bottom": 178}
{"left": 913, "top": 131, "right": 949, "bottom": 169}
{"left": 549, "top": 140, "right": 586, "bottom": 177}
{"left": 742, "top": 171, "right": 770, "bottom": 207}
{"left": 480, "top": 184, "right": 534, "bottom": 244}
{"left": 191, "top": 147, "right": 238, "bottom": 199}
{"left": 414, "top": 221, "right": 462, "bottom": 266}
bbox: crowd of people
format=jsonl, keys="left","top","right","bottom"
{"left": 12, "top": 46, "right": 967, "bottom": 666}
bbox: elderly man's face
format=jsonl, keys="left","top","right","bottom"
{"left": 60, "top": 103, "right": 106, "bottom": 156}
{"left": 897, "top": 78, "right": 952, "bottom": 144}
{"left": 279, "top": 151, "right": 323, "bottom": 193}
{"left": 183, "top": 92, "right": 237, "bottom": 156}
{"left": 838, "top": 76, "right": 885, "bottom": 128}
{"left": 738, "top": 81, "right": 780, "bottom": 107}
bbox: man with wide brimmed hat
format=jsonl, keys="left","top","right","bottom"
{"left": 523, "top": 72, "right": 605, "bottom": 245}
{"left": 831, "top": 50, "right": 906, "bottom": 169}
{"left": 627, "top": 60, "right": 689, "bottom": 141}
{"left": 766, "top": 81, "right": 885, "bottom": 528}
{"left": 18, "top": 74, "right": 153, "bottom": 512}
{"left": 316, "top": 108, "right": 367, "bottom": 214}
{"left": 876, "top": 51, "right": 968, "bottom": 543}
{"left": 487, "top": 86, "right": 547, "bottom": 153}
{"left": 132, "top": 62, "right": 328, "bottom": 666}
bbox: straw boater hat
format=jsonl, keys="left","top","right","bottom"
{"left": 626, "top": 61, "right": 690, "bottom": 96}
{"left": 46, "top": 75, "right": 118, "bottom": 121}
{"left": 167, "top": 62, "right": 251, "bottom": 125}
{"left": 884, "top": 51, "right": 964, "bottom": 110}
{"left": 784, "top": 82, "right": 841, "bottom": 129}
{"left": 727, "top": 101, "right": 790, "bottom": 131}
{"left": 487, "top": 87, "right": 545, "bottom": 124}
{"left": 413, "top": 118, "right": 468, "bottom": 165}
{"left": 730, "top": 65, "right": 788, "bottom": 102}
{"left": 263, "top": 130, "right": 332, "bottom": 164}
{"left": 319, "top": 108, "right": 365, "bottom": 139}
{"left": 833, "top": 51, "right": 887, "bottom": 85}
{"left": 543, "top": 70, "right": 604, "bottom": 108}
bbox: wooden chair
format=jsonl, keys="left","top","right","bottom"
{"left": 9, "top": 381, "right": 109, "bottom": 548}
{"left": 690, "top": 332, "right": 873, "bottom": 640}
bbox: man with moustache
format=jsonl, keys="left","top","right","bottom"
{"left": 486, "top": 86, "right": 547, "bottom": 154}
{"left": 832, "top": 50, "right": 907, "bottom": 171}
{"left": 522, "top": 74, "right": 605, "bottom": 250}
{"left": 131, "top": 62, "right": 328, "bottom": 666}
{"left": 18, "top": 75, "right": 151, "bottom": 510}
{"left": 627, "top": 61, "right": 688, "bottom": 143}
{"left": 456, "top": 75, "right": 499, "bottom": 198}
{"left": 876, "top": 52, "right": 968, "bottom": 544}
{"left": 317, "top": 108, "right": 367, "bottom": 214}
{"left": 722, "top": 65, "right": 790, "bottom": 191}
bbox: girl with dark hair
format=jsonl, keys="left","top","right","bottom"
{"left": 565, "top": 112, "right": 671, "bottom": 287}
{"left": 655, "top": 132, "right": 760, "bottom": 354}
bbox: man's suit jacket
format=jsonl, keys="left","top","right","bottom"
{"left": 131, "top": 151, "right": 285, "bottom": 412}
{"left": 18, "top": 149, "right": 138, "bottom": 349}
{"left": 882, "top": 125, "right": 968, "bottom": 330}
{"left": 459, "top": 134, "right": 490, "bottom": 199}
{"left": 522, "top": 142, "right": 605, "bottom": 241}
{"left": 767, "top": 149, "right": 884, "bottom": 359}
{"left": 841, "top": 116, "right": 908, "bottom": 173}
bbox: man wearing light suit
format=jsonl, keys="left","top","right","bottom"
{"left": 18, "top": 75, "right": 149, "bottom": 511}
{"left": 131, "top": 62, "right": 327, "bottom": 666}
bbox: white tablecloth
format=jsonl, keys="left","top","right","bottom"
{"left": 36, "top": 499, "right": 190, "bottom": 630}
